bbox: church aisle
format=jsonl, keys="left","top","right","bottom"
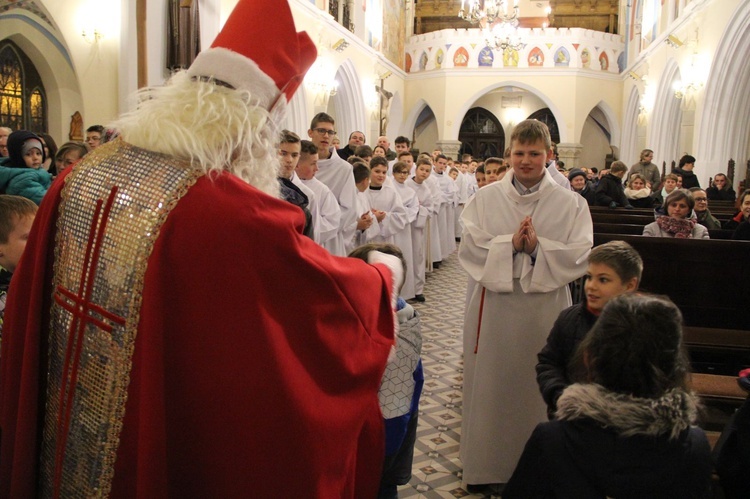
{"left": 398, "top": 252, "right": 502, "bottom": 499}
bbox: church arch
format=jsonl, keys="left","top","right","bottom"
{"left": 695, "top": 1, "right": 750, "bottom": 185}
{"left": 621, "top": 86, "right": 643, "bottom": 166}
{"left": 330, "top": 59, "right": 366, "bottom": 140}
{"left": 648, "top": 58, "right": 682, "bottom": 168}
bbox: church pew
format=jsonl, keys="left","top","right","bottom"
{"left": 591, "top": 212, "right": 656, "bottom": 225}
{"left": 593, "top": 223, "right": 734, "bottom": 239}
{"left": 592, "top": 233, "right": 750, "bottom": 331}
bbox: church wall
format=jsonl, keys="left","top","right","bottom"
{"left": 579, "top": 116, "right": 614, "bottom": 170}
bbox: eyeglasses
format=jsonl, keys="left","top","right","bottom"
{"left": 694, "top": 197, "right": 708, "bottom": 202}
{"left": 313, "top": 128, "right": 336, "bottom": 137}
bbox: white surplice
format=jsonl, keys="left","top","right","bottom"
{"left": 393, "top": 181, "right": 420, "bottom": 300}
{"left": 406, "top": 178, "right": 434, "bottom": 295}
{"left": 315, "top": 148, "right": 358, "bottom": 256}
{"left": 301, "top": 176, "right": 341, "bottom": 251}
{"left": 366, "top": 184, "right": 407, "bottom": 245}
{"left": 458, "top": 170, "right": 593, "bottom": 485}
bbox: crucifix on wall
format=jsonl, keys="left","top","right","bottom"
{"left": 376, "top": 72, "right": 393, "bottom": 136}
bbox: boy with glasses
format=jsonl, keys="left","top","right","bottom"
{"left": 308, "top": 112, "right": 358, "bottom": 256}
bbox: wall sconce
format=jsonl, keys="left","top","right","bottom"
{"left": 627, "top": 71, "right": 643, "bottom": 81}
{"left": 332, "top": 38, "right": 349, "bottom": 52}
{"left": 81, "top": 28, "right": 103, "bottom": 44}
{"left": 305, "top": 59, "right": 339, "bottom": 104}
{"left": 673, "top": 79, "right": 703, "bottom": 99}
{"left": 665, "top": 34, "right": 684, "bottom": 48}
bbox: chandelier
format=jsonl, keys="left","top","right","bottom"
{"left": 485, "top": 21, "right": 525, "bottom": 51}
{"left": 458, "top": 0, "right": 519, "bottom": 26}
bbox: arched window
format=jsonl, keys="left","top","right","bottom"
{"left": 458, "top": 107, "right": 505, "bottom": 160}
{"left": 0, "top": 41, "right": 47, "bottom": 133}
{"left": 527, "top": 108, "right": 560, "bottom": 145}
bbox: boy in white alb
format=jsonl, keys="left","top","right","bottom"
{"left": 307, "top": 112, "right": 358, "bottom": 256}
{"left": 459, "top": 120, "right": 592, "bottom": 487}
{"left": 351, "top": 162, "right": 380, "bottom": 250}
{"left": 391, "top": 160, "right": 419, "bottom": 301}
{"left": 423, "top": 158, "right": 444, "bottom": 269}
{"left": 367, "top": 157, "right": 408, "bottom": 245}
{"left": 433, "top": 154, "right": 456, "bottom": 260}
{"left": 406, "top": 159, "right": 435, "bottom": 302}
{"left": 296, "top": 140, "right": 341, "bottom": 252}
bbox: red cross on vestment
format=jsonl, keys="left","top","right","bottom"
{"left": 50, "top": 186, "right": 127, "bottom": 498}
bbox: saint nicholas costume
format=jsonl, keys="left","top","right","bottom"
{"left": 0, "top": 2, "right": 398, "bottom": 497}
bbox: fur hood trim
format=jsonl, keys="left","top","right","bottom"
{"left": 555, "top": 383, "right": 699, "bottom": 440}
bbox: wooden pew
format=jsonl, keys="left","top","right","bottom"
{"left": 592, "top": 233, "right": 750, "bottom": 330}
{"left": 593, "top": 223, "right": 734, "bottom": 239}
{"left": 591, "top": 212, "right": 655, "bottom": 225}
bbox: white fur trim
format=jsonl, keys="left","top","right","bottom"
{"left": 187, "top": 47, "right": 280, "bottom": 109}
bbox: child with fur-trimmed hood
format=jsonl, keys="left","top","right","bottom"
{"left": 507, "top": 294, "right": 712, "bottom": 498}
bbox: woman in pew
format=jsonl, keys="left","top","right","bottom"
{"left": 624, "top": 173, "right": 656, "bottom": 208}
{"left": 723, "top": 189, "right": 750, "bottom": 231}
{"left": 504, "top": 294, "right": 712, "bottom": 499}
{"left": 643, "top": 189, "right": 709, "bottom": 239}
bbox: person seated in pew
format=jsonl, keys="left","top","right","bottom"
{"left": 624, "top": 173, "right": 656, "bottom": 208}
{"left": 536, "top": 241, "right": 642, "bottom": 418}
{"left": 706, "top": 173, "right": 736, "bottom": 202}
{"left": 568, "top": 168, "right": 595, "bottom": 206}
{"left": 653, "top": 173, "right": 680, "bottom": 207}
{"left": 506, "top": 293, "right": 712, "bottom": 499}
{"left": 643, "top": 190, "right": 709, "bottom": 239}
{"left": 595, "top": 161, "right": 633, "bottom": 209}
{"left": 689, "top": 187, "right": 722, "bottom": 230}
{"left": 723, "top": 189, "right": 750, "bottom": 231}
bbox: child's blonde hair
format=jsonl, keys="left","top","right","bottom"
{"left": 0, "top": 195, "right": 37, "bottom": 243}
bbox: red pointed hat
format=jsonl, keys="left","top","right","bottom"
{"left": 187, "top": 0, "right": 317, "bottom": 109}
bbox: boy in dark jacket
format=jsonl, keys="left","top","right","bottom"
{"left": 594, "top": 161, "right": 632, "bottom": 208}
{"left": 536, "top": 240, "right": 642, "bottom": 416}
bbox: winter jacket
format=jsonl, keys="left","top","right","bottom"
{"left": 504, "top": 384, "right": 712, "bottom": 499}
{"left": 674, "top": 167, "right": 700, "bottom": 189}
{"left": 0, "top": 159, "right": 51, "bottom": 205}
{"left": 732, "top": 220, "right": 750, "bottom": 241}
{"left": 695, "top": 209, "right": 721, "bottom": 230}
{"left": 594, "top": 173, "right": 631, "bottom": 208}
{"left": 536, "top": 302, "right": 598, "bottom": 415}
{"left": 643, "top": 220, "right": 709, "bottom": 239}
{"left": 574, "top": 184, "right": 596, "bottom": 206}
{"left": 706, "top": 185, "right": 736, "bottom": 202}
{"left": 723, "top": 212, "right": 746, "bottom": 231}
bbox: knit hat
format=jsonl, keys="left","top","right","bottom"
{"left": 21, "top": 138, "right": 43, "bottom": 157}
{"left": 186, "top": 0, "right": 317, "bottom": 111}
{"left": 568, "top": 168, "right": 587, "bottom": 183}
{"left": 6, "top": 130, "right": 45, "bottom": 168}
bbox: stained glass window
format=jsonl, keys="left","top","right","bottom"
{"left": 0, "top": 41, "right": 47, "bottom": 133}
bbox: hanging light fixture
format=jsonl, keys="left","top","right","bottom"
{"left": 485, "top": 21, "right": 525, "bottom": 51}
{"left": 458, "top": 0, "right": 519, "bottom": 26}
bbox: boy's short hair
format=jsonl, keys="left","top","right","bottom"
{"left": 0, "top": 195, "right": 38, "bottom": 243}
{"left": 348, "top": 243, "right": 407, "bottom": 292}
{"left": 394, "top": 136, "right": 410, "bottom": 146}
{"left": 484, "top": 157, "right": 503, "bottom": 167}
{"left": 589, "top": 240, "right": 643, "bottom": 285}
{"left": 86, "top": 125, "right": 104, "bottom": 134}
{"left": 609, "top": 161, "right": 628, "bottom": 175}
{"left": 416, "top": 157, "right": 432, "bottom": 168}
{"left": 476, "top": 165, "right": 485, "bottom": 174}
{"left": 348, "top": 156, "right": 367, "bottom": 166}
{"left": 300, "top": 140, "right": 318, "bottom": 155}
{"left": 310, "top": 112, "right": 335, "bottom": 129}
{"left": 392, "top": 161, "right": 409, "bottom": 174}
{"left": 370, "top": 156, "right": 388, "bottom": 169}
{"left": 510, "top": 119, "right": 552, "bottom": 150}
{"left": 280, "top": 130, "right": 300, "bottom": 144}
{"left": 353, "top": 163, "right": 371, "bottom": 184}
{"left": 55, "top": 141, "right": 88, "bottom": 162}
{"left": 449, "top": 167, "right": 459, "bottom": 175}
{"left": 436, "top": 154, "right": 448, "bottom": 162}
{"left": 397, "top": 150, "right": 412, "bottom": 160}
{"left": 664, "top": 173, "right": 679, "bottom": 182}
{"left": 354, "top": 145, "right": 373, "bottom": 158}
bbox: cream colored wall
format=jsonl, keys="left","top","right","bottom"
{"left": 620, "top": 0, "right": 743, "bottom": 185}
{"left": 579, "top": 116, "right": 613, "bottom": 169}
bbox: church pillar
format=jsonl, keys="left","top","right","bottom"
{"left": 556, "top": 142, "right": 584, "bottom": 169}
{"left": 435, "top": 140, "right": 461, "bottom": 160}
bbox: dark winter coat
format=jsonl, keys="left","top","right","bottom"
{"left": 723, "top": 212, "right": 746, "bottom": 231}
{"left": 695, "top": 209, "right": 721, "bottom": 230}
{"left": 732, "top": 220, "right": 750, "bottom": 241}
{"left": 536, "top": 302, "right": 598, "bottom": 415}
{"left": 595, "top": 173, "right": 631, "bottom": 208}
{"left": 504, "top": 384, "right": 712, "bottom": 499}
{"left": 674, "top": 167, "right": 700, "bottom": 189}
{"left": 706, "top": 185, "right": 736, "bottom": 202}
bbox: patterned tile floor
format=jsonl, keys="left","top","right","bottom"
{"left": 399, "top": 251, "right": 503, "bottom": 499}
